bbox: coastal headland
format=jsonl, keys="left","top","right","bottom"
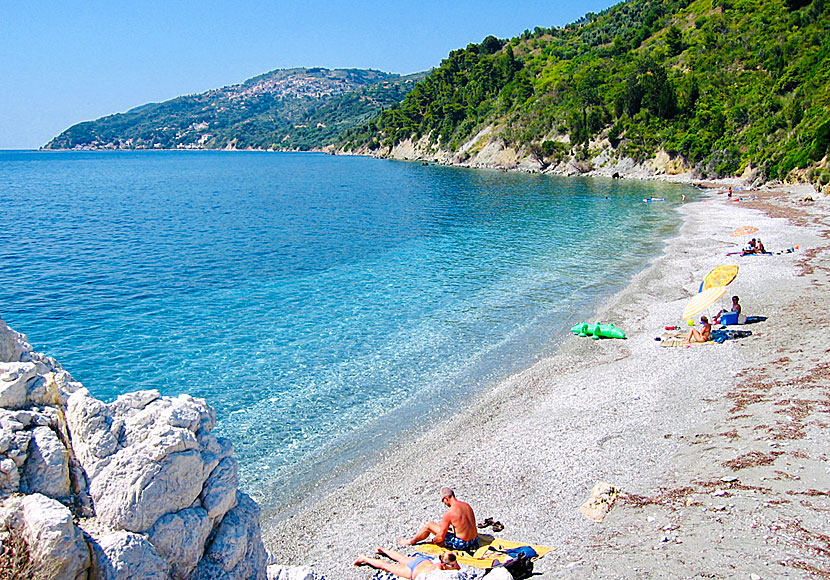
{"left": 262, "top": 181, "right": 830, "bottom": 579}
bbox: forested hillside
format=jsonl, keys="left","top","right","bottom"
{"left": 44, "top": 68, "right": 424, "bottom": 151}
{"left": 341, "top": 0, "right": 830, "bottom": 184}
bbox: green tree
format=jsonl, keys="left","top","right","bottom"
{"left": 666, "top": 25, "right": 683, "bottom": 56}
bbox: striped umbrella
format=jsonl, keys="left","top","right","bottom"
{"left": 683, "top": 286, "right": 727, "bottom": 321}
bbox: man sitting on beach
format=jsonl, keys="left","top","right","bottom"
{"left": 397, "top": 487, "right": 479, "bottom": 552}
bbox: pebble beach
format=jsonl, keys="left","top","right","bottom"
{"left": 263, "top": 183, "right": 830, "bottom": 579}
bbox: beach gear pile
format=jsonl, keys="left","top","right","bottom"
{"left": 570, "top": 322, "right": 626, "bottom": 340}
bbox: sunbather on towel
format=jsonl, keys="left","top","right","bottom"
{"left": 683, "top": 316, "right": 712, "bottom": 345}
{"left": 398, "top": 487, "right": 479, "bottom": 552}
{"left": 354, "top": 547, "right": 459, "bottom": 579}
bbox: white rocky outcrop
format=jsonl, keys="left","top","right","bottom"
{"left": 0, "top": 493, "right": 90, "bottom": 580}
{"left": 0, "top": 319, "right": 269, "bottom": 580}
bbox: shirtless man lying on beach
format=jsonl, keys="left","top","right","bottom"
{"left": 354, "top": 547, "right": 459, "bottom": 579}
{"left": 397, "top": 487, "right": 479, "bottom": 552}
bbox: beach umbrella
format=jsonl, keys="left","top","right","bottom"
{"left": 730, "top": 226, "right": 759, "bottom": 237}
{"left": 683, "top": 286, "right": 727, "bottom": 320}
{"left": 699, "top": 264, "right": 739, "bottom": 292}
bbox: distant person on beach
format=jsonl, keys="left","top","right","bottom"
{"left": 741, "top": 238, "right": 757, "bottom": 256}
{"left": 714, "top": 296, "right": 741, "bottom": 324}
{"left": 755, "top": 238, "right": 766, "bottom": 253}
{"left": 683, "top": 316, "right": 712, "bottom": 345}
{"left": 397, "top": 487, "right": 479, "bottom": 552}
{"left": 355, "top": 547, "right": 459, "bottom": 579}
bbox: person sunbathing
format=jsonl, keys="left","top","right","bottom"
{"left": 354, "top": 547, "right": 459, "bottom": 579}
{"left": 683, "top": 316, "right": 712, "bottom": 345}
{"left": 398, "top": 488, "right": 478, "bottom": 552}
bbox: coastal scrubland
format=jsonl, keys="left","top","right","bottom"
{"left": 342, "top": 0, "right": 830, "bottom": 187}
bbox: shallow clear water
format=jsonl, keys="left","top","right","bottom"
{"left": 0, "top": 150, "right": 691, "bottom": 514}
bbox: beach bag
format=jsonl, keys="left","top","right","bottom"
{"left": 500, "top": 553, "right": 534, "bottom": 580}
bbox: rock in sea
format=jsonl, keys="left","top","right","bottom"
{"left": 0, "top": 318, "right": 268, "bottom": 580}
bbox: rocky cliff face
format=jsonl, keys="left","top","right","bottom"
{"left": 0, "top": 319, "right": 268, "bottom": 580}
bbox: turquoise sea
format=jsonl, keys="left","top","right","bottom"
{"left": 0, "top": 150, "right": 692, "bottom": 517}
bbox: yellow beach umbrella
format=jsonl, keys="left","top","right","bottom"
{"left": 700, "top": 264, "right": 739, "bottom": 292}
{"left": 683, "top": 286, "right": 727, "bottom": 321}
{"left": 730, "top": 226, "right": 759, "bottom": 237}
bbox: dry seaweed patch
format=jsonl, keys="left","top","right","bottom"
{"left": 779, "top": 521, "right": 830, "bottom": 577}
{"left": 741, "top": 199, "right": 811, "bottom": 226}
{"left": 694, "top": 479, "right": 773, "bottom": 494}
{"left": 727, "top": 391, "right": 767, "bottom": 414}
{"left": 786, "top": 489, "right": 830, "bottom": 497}
{"left": 785, "top": 560, "right": 830, "bottom": 578}
{"left": 770, "top": 421, "right": 806, "bottom": 439}
{"left": 619, "top": 487, "right": 697, "bottom": 509}
{"left": 721, "top": 451, "right": 784, "bottom": 470}
{"left": 719, "top": 429, "right": 739, "bottom": 439}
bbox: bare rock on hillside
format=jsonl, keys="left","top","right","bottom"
{"left": 20, "top": 424, "right": 71, "bottom": 499}
{"left": 147, "top": 506, "right": 213, "bottom": 579}
{"left": 192, "top": 492, "right": 268, "bottom": 580}
{"left": 88, "top": 530, "right": 169, "bottom": 580}
{"left": 0, "top": 493, "right": 90, "bottom": 580}
{"left": 0, "top": 317, "right": 272, "bottom": 580}
{"left": 65, "top": 388, "right": 227, "bottom": 533}
{"left": 0, "top": 319, "right": 30, "bottom": 363}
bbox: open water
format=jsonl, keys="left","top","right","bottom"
{"left": 0, "top": 150, "right": 692, "bottom": 516}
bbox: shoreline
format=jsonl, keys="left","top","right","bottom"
{"left": 263, "top": 183, "right": 829, "bottom": 578}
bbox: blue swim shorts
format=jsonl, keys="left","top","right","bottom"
{"left": 442, "top": 532, "right": 479, "bottom": 552}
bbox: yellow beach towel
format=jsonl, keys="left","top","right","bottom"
{"left": 415, "top": 535, "right": 553, "bottom": 568}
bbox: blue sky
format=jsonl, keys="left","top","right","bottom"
{"left": 1, "top": 1, "right": 619, "bottom": 149}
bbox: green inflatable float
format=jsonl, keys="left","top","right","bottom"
{"left": 570, "top": 322, "right": 627, "bottom": 340}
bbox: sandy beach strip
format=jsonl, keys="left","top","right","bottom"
{"left": 262, "top": 184, "right": 830, "bottom": 579}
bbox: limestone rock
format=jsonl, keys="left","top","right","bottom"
{"left": 89, "top": 446, "right": 205, "bottom": 533}
{"left": 0, "top": 493, "right": 90, "bottom": 580}
{"left": 65, "top": 389, "right": 120, "bottom": 476}
{"left": 0, "top": 362, "right": 36, "bottom": 409}
{"left": 67, "top": 387, "right": 230, "bottom": 533}
{"left": 0, "top": 318, "right": 273, "bottom": 579}
{"left": 579, "top": 481, "right": 619, "bottom": 523}
{"left": 20, "top": 425, "right": 71, "bottom": 499}
{"left": 147, "top": 506, "right": 212, "bottom": 579}
{"left": 201, "top": 456, "right": 239, "bottom": 522}
{"left": 89, "top": 530, "right": 169, "bottom": 580}
{"left": 0, "top": 319, "right": 31, "bottom": 363}
{"left": 192, "top": 492, "right": 268, "bottom": 580}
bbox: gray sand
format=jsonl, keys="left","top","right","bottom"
{"left": 263, "top": 185, "right": 830, "bottom": 579}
